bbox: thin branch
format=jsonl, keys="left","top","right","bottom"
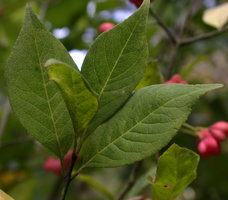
{"left": 178, "top": 0, "right": 204, "bottom": 37}
{"left": 180, "top": 26, "right": 228, "bottom": 47}
{"left": 180, "top": 128, "right": 199, "bottom": 137}
{"left": 165, "top": 43, "right": 180, "bottom": 80}
{"left": 182, "top": 123, "right": 198, "bottom": 133}
{"left": 179, "top": 0, "right": 198, "bottom": 37}
{"left": 118, "top": 162, "right": 142, "bottom": 200}
{"left": 180, "top": 123, "right": 200, "bottom": 137}
{"left": 149, "top": 7, "right": 177, "bottom": 45}
{"left": 164, "top": 0, "right": 208, "bottom": 79}
{"left": 165, "top": 0, "right": 202, "bottom": 79}
{"left": 71, "top": 171, "right": 79, "bottom": 181}
{"left": 61, "top": 151, "right": 78, "bottom": 200}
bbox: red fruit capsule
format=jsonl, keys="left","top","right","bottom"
{"left": 99, "top": 22, "right": 115, "bottom": 33}
{"left": 210, "top": 121, "right": 228, "bottom": 135}
{"left": 43, "top": 158, "right": 62, "bottom": 175}
{"left": 197, "top": 136, "right": 220, "bottom": 158}
{"left": 129, "top": 0, "right": 143, "bottom": 8}
{"left": 210, "top": 129, "right": 226, "bottom": 141}
{"left": 129, "top": 0, "right": 155, "bottom": 8}
{"left": 199, "top": 129, "right": 211, "bottom": 139}
{"left": 165, "top": 74, "right": 188, "bottom": 84}
{"left": 43, "top": 150, "right": 74, "bottom": 175}
{"left": 64, "top": 150, "right": 73, "bottom": 169}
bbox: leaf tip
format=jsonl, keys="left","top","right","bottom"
{"left": 25, "top": 4, "right": 34, "bottom": 17}
{"left": 139, "top": 0, "right": 150, "bottom": 11}
{"left": 205, "top": 83, "right": 224, "bottom": 91}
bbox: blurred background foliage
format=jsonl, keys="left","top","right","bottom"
{"left": 0, "top": 0, "right": 228, "bottom": 199}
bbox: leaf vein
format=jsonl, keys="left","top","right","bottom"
{"left": 79, "top": 87, "right": 206, "bottom": 170}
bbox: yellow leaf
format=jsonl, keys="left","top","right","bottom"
{"left": 203, "top": 3, "right": 228, "bottom": 29}
{"left": 0, "top": 190, "right": 14, "bottom": 200}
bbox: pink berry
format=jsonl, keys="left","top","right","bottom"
{"left": 99, "top": 22, "right": 115, "bottom": 33}
{"left": 198, "top": 140, "right": 207, "bottom": 154}
{"left": 197, "top": 136, "right": 220, "bottom": 158}
{"left": 210, "top": 121, "right": 228, "bottom": 135}
{"left": 165, "top": 74, "right": 188, "bottom": 84}
{"left": 64, "top": 150, "right": 73, "bottom": 169}
{"left": 180, "top": 81, "right": 188, "bottom": 84}
{"left": 129, "top": 0, "right": 155, "bottom": 8}
{"left": 43, "top": 158, "right": 61, "bottom": 175}
{"left": 43, "top": 150, "right": 74, "bottom": 175}
{"left": 199, "top": 129, "right": 211, "bottom": 138}
{"left": 210, "top": 129, "right": 226, "bottom": 141}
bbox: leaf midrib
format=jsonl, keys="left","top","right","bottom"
{"left": 78, "top": 87, "right": 207, "bottom": 171}
{"left": 31, "top": 21, "right": 63, "bottom": 158}
{"left": 98, "top": 20, "right": 140, "bottom": 100}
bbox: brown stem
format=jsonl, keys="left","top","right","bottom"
{"left": 60, "top": 151, "right": 78, "bottom": 200}
{"left": 179, "top": 0, "right": 202, "bottom": 37}
{"left": 149, "top": 7, "right": 177, "bottom": 45}
{"left": 180, "top": 26, "right": 228, "bottom": 47}
{"left": 166, "top": 26, "right": 228, "bottom": 77}
{"left": 118, "top": 162, "right": 142, "bottom": 200}
{"left": 165, "top": 0, "right": 203, "bottom": 79}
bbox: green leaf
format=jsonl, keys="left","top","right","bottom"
{"left": 76, "top": 84, "right": 221, "bottom": 170}
{"left": 126, "top": 167, "right": 156, "bottom": 199}
{"left": 45, "top": 59, "right": 98, "bottom": 138}
{"left": 5, "top": 6, "right": 77, "bottom": 158}
{"left": 152, "top": 144, "right": 200, "bottom": 200}
{"left": 81, "top": 0, "right": 150, "bottom": 136}
{"left": 77, "top": 174, "right": 114, "bottom": 200}
{"left": 135, "top": 60, "right": 163, "bottom": 90}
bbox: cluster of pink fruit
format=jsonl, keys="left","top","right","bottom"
{"left": 98, "top": 0, "right": 156, "bottom": 33}
{"left": 43, "top": 0, "right": 226, "bottom": 172}
{"left": 43, "top": 150, "right": 73, "bottom": 175}
{"left": 197, "top": 122, "right": 228, "bottom": 158}
{"left": 164, "top": 75, "right": 228, "bottom": 158}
